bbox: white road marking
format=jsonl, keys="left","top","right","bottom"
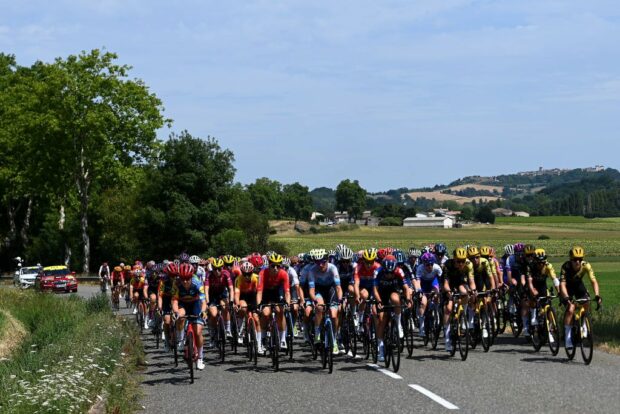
{"left": 409, "top": 384, "right": 459, "bottom": 410}
{"left": 366, "top": 363, "right": 403, "bottom": 380}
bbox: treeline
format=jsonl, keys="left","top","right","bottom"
{"left": 0, "top": 50, "right": 300, "bottom": 272}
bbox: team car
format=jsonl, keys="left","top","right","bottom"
{"left": 36, "top": 265, "right": 78, "bottom": 293}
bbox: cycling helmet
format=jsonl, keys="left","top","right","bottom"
{"left": 240, "top": 261, "right": 254, "bottom": 274}
{"left": 178, "top": 263, "right": 195, "bottom": 279}
{"left": 489, "top": 247, "right": 497, "bottom": 257}
{"left": 434, "top": 243, "right": 447, "bottom": 255}
{"left": 268, "top": 253, "right": 283, "bottom": 264}
{"left": 189, "top": 255, "right": 200, "bottom": 264}
{"left": 377, "top": 248, "right": 387, "bottom": 260}
{"left": 212, "top": 258, "right": 224, "bottom": 268}
{"left": 265, "top": 250, "right": 275, "bottom": 258}
{"left": 173, "top": 259, "right": 180, "bottom": 266}
{"left": 123, "top": 265, "right": 131, "bottom": 271}
{"left": 467, "top": 246, "right": 480, "bottom": 258}
{"left": 146, "top": 260, "right": 155, "bottom": 269}
{"left": 249, "top": 254, "right": 264, "bottom": 269}
{"left": 154, "top": 263, "right": 164, "bottom": 272}
{"left": 310, "top": 249, "right": 327, "bottom": 261}
{"left": 327, "top": 250, "right": 337, "bottom": 258}
{"left": 362, "top": 248, "right": 378, "bottom": 262}
{"left": 282, "top": 257, "right": 291, "bottom": 268}
{"left": 114, "top": 266, "right": 122, "bottom": 272}
{"left": 165, "top": 262, "right": 178, "bottom": 275}
{"left": 408, "top": 248, "right": 421, "bottom": 258}
{"left": 393, "top": 250, "right": 406, "bottom": 265}
{"left": 569, "top": 246, "right": 585, "bottom": 259}
{"left": 222, "top": 255, "right": 235, "bottom": 265}
{"left": 382, "top": 258, "right": 397, "bottom": 272}
{"left": 179, "top": 253, "right": 190, "bottom": 263}
{"left": 339, "top": 247, "right": 354, "bottom": 261}
{"left": 385, "top": 247, "right": 395, "bottom": 256}
{"left": 524, "top": 244, "right": 536, "bottom": 255}
{"left": 513, "top": 243, "right": 525, "bottom": 254}
{"left": 199, "top": 258, "right": 208, "bottom": 266}
{"left": 335, "top": 244, "right": 348, "bottom": 253}
{"left": 453, "top": 247, "right": 468, "bottom": 260}
{"left": 480, "top": 246, "right": 492, "bottom": 257}
{"left": 534, "top": 248, "right": 547, "bottom": 262}
{"left": 504, "top": 244, "right": 514, "bottom": 256}
{"left": 421, "top": 252, "right": 436, "bottom": 265}
{"left": 421, "top": 246, "right": 430, "bottom": 255}
{"left": 162, "top": 259, "right": 170, "bottom": 266}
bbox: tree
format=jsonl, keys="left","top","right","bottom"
{"left": 335, "top": 179, "right": 367, "bottom": 221}
{"left": 247, "top": 178, "right": 283, "bottom": 218}
{"left": 475, "top": 205, "right": 495, "bottom": 224}
{"left": 282, "top": 182, "right": 312, "bottom": 222}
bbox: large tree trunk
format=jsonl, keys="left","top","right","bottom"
{"left": 58, "top": 203, "right": 72, "bottom": 266}
{"left": 5, "top": 203, "right": 17, "bottom": 249}
{"left": 76, "top": 144, "right": 91, "bottom": 274}
{"left": 20, "top": 197, "right": 33, "bottom": 246}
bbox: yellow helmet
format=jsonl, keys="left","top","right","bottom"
{"left": 114, "top": 266, "right": 122, "bottom": 272}
{"left": 222, "top": 255, "right": 235, "bottom": 265}
{"left": 480, "top": 246, "right": 492, "bottom": 257}
{"left": 569, "top": 246, "right": 585, "bottom": 259}
{"left": 524, "top": 244, "right": 536, "bottom": 255}
{"left": 534, "top": 248, "right": 547, "bottom": 262}
{"left": 268, "top": 253, "right": 283, "bottom": 264}
{"left": 123, "top": 265, "right": 132, "bottom": 271}
{"left": 466, "top": 246, "right": 480, "bottom": 258}
{"left": 453, "top": 247, "right": 468, "bottom": 260}
{"left": 362, "top": 248, "right": 377, "bottom": 262}
{"left": 212, "top": 258, "right": 224, "bottom": 268}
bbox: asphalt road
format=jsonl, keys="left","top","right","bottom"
{"left": 7, "top": 285, "right": 620, "bottom": 413}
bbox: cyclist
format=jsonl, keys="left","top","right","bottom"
{"left": 98, "top": 262, "right": 110, "bottom": 292}
{"left": 308, "top": 249, "right": 343, "bottom": 354}
{"left": 354, "top": 248, "right": 381, "bottom": 331}
{"left": 434, "top": 243, "right": 449, "bottom": 266}
{"left": 189, "top": 255, "right": 205, "bottom": 282}
{"left": 336, "top": 247, "right": 356, "bottom": 299}
{"left": 374, "top": 256, "right": 411, "bottom": 362}
{"left": 223, "top": 254, "right": 241, "bottom": 283}
{"left": 467, "top": 246, "right": 495, "bottom": 331}
{"left": 110, "top": 266, "right": 125, "bottom": 302}
{"left": 282, "top": 257, "right": 301, "bottom": 336}
{"left": 414, "top": 252, "right": 443, "bottom": 337}
{"left": 256, "top": 253, "right": 291, "bottom": 352}
{"left": 501, "top": 244, "right": 513, "bottom": 285}
{"left": 171, "top": 263, "right": 207, "bottom": 370}
{"left": 205, "top": 258, "right": 235, "bottom": 344}
{"left": 525, "top": 248, "right": 558, "bottom": 330}
{"left": 122, "top": 264, "right": 132, "bottom": 304}
{"left": 559, "top": 246, "right": 602, "bottom": 350}
{"left": 145, "top": 261, "right": 159, "bottom": 328}
{"left": 129, "top": 265, "right": 149, "bottom": 328}
{"left": 159, "top": 263, "right": 178, "bottom": 352}
{"left": 506, "top": 243, "right": 528, "bottom": 331}
{"left": 441, "top": 247, "right": 475, "bottom": 352}
{"left": 481, "top": 246, "right": 503, "bottom": 289}
{"left": 234, "top": 261, "right": 259, "bottom": 345}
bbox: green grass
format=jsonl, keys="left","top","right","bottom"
{"left": 495, "top": 216, "right": 620, "bottom": 224}
{"left": 0, "top": 291, "right": 143, "bottom": 414}
{"left": 0, "top": 310, "right": 5, "bottom": 332}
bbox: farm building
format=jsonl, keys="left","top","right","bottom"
{"left": 514, "top": 211, "right": 530, "bottom": 217}
{"left": 403, "top": 217, "right": 454, "bottom": 228}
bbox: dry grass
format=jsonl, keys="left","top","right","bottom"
{"left": 448, "top": 183, "right": 505, "bottom": 192}
{"left": 0, "top": 310, "right": 27, "bottom": 359}
{"left": 405, "top": 190, "right": 502, "bottom": 204}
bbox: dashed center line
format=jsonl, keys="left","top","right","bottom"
{"left": 366, "top": 363, "right": 403, "bottom": 380}
{"left": 409, "top": 384, "right": 459, "bottom": 410}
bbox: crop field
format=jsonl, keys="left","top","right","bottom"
{"left": 272, "top": 220, "right": 620, "bottom": 257}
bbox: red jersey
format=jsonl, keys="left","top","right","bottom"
{"left": 205, "top": 269, "right": 233, "bottom": 295}
{"left": 111, "top": 270, "right": 124, "bottom": 283}
{"left": 258, "top": 268, "right": 289, "bottom": 292}
{"left": 354, "top": 261, "right": 381, "bottom": 284}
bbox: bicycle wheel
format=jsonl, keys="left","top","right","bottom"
{"left": 186, "top": 331, "right": 194, "bottom": 384}
{"left": 431, "top": 306, "right": 441, "bottom": 350}
{"left": 470, "top": 313, "right": 478, "bottom": 350}
{"left": 172, "top": 324, "right": 178, "bottom": 367}
{"left": 326, "top": 320, "right": 334, "bottom": 374}
{"left": 458, "top": 309, "right": 469, "bottom": 361}
{"left": 480, "top": 308, "right": 491, "bottom": 352}
{"left": 250, "top": 323, "right": 258, "bottom": 366}
{"left": 405, "top": 313, "right": 415, "bottom": 357}
{"left": 285, "top": 311, "right": 294, "bottom": 361}
{"left": 391, "top": 321, "right": 401, "bottom": 373}
{"left": 547, "top": 307, "right": 560, "bottom": 356}
{"left": 531, "top": 314, "right": 544, "bottom": 352}
{"left": 218, "top": 316, "right": 226, "bottom": 363}
{"left": 362, "top": 316, "right": 370, "bottom": 360}
{"left": 230, "top": 311, "right": 238, "bottom": 355}
{"left": 423, "top": 312, "right": 430, "bottom": 347}
{"left": 496, "top": 297, "right": 507, "bottom": 334}
{"left": 580, "top": 313, "right": 594, "bottom": 365}
{"left": 565, "top": 323, "right": 577, "bottom": 360}
{"left": 320, "top": 323, "right": 327, "bottom": 369}
{"left": 341, "top": 310, "right": 351, "bottom": 355}
{"left": 154, "top": 313, "right": 162, "bottom": 349}
{"left": 384, "top": 321, "right": 392, "bottom": 369}
{"left": 370, "top": 317, "right": 378, "bottom": 364}
{"left": 137, "top": 308, "right": 144, "bottom": 333}
{"left": 271, "top": 323, "right": 280, "bottom": 372}
{"left": 449, "top": 314, "right": 458, "bottom": 358}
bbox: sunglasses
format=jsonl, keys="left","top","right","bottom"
{"left": 364, "top": 260, "right": 375, "bottom": 265}
{"left": 572, "top": 258, "right": 583, "bottom": 263}
{"left": 315, "top": 260, "right": 327, "bottom": 265}
{"left": 269, "top": 263, "right": 280, "bottom": 268}
{"left": 456, "top": 260, "right": 466, "bottom": 264}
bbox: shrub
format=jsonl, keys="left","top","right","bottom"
{"left": 379, "top": 217, "right": 402, "bottom": 226}
{"left": 538, "top": 234, "right": 551, "bottom": 240}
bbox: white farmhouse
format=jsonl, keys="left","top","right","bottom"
{"left": 403, "top": 217, "right": 454, "bottom": 228}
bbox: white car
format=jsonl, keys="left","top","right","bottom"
{"left": 14, "top": 266, "right": 41, "bottom": 288}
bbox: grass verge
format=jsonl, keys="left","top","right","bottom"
{"left": 0, "top": 290, "right": 143, "bottom": 414}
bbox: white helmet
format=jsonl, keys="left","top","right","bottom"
{"left": 189, "top": 255, "right": 200, "bottom": 264}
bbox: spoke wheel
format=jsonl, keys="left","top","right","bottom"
{"left": 172, "top": 324, "right": 178, "bottom": 367}
{"left": 230, "top": 312, "right": 238, "bottom": 355}
{"left": 448, "top": 315, "right": 458, "bottom": 358}
{"left": 271, "top": 324, "right": 280, "bottom": 372}
{"left": 326, "top": 322, "right": 334, "bottom": 374}
{"left": 430, "top": 307, "right": 441, "bottom": 350}
{"left": 391, "top": 322, "right": 401, "bottom": 373}
{"left": 547, "top": 307, "right": 560, "bottom": 356}
{"left": 154, "top": 313, "right": 162, "bottom": 349}
{"left": 186, "top": 331, "right": 194, "bottom": 384}
{"left": 218, "top": 317, "right": 226, "bottom": 363}
{"left": 580, "top": 313, "right": 594, "bottom": 365}
{"left": 286, "top": 311, "right": 294, "bottom": 361}
{"left": 565, "top": 324, "right": 577, "bottom": 360}
{"left": 405, "top": 315, "right": 415, "bottom": 357}
{"left": 370, "top": 318, "right": 378, "bottom": 364}
{"left": 458, "top": 310, "right": 469, "bottom": 361}
{"left": 480, "top": 309, "right": 491, "bottom": 352}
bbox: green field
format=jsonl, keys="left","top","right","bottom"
{"left": 272, "top": 221, "right": 620, "bottom": 257}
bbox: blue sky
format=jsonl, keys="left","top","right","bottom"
{"left": 1, "top": 1, "right": 619, "bottom": 191}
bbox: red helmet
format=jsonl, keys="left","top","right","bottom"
{"left": 240, "top": 261, "right": 254, "bottom": 274}
{"left": 377, "top": 248, "right": 387, "bottom": 260}
{"left": 249, "top": 254, "right": 263, "bottom": 269}
{"left": 165, "top": 262, "right": 178, "bottom": 275}
{"left": 178, "top": 263, "right": 195, "bottom": 279}
{"left": 385, "top": 247, "right": 394, "bottom": 256}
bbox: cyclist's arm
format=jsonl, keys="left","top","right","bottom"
{"left": 308, "top": 272, "right": 316, "bottom": 302}
{"left": 336, "top": 285, "right": 343, "bottom": 302}
{"left": 204, "top": 284, "right": 210, "bottom": 305}
{"left": 585, "top": 264, "right": 600, "bottom": 297}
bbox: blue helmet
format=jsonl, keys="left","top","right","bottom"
{"left": 382, "top": 258, "right": 397, "bottom": 272}
{"left": 434, "top": 243, "right": 447, "bottom": 255}
{"left": 393, "top": 250, "right": 406, "bottom": 265}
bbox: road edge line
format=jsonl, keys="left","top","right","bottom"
{"left": 408, "top": 384, "right": 459, "bottom": 410}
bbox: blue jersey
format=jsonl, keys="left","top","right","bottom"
{"left": 308, "top": 263, "right": 340, "bottom": 288}
{"left": 171, "top": 277, "right": 205, "bottom": 303}
{"left": 337, "top": 262, "right": 356, "bottom": 282}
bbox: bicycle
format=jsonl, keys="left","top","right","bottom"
{"left": 239, "top": 306, "right": 259, "bottom": 366}
{"left": 360, "top": 298, "right": 378, "bottom": 364}
{"left": 173, "top": 314, "right": 200, "bottom": 384}
{"left": 210, "top": 304, "right": 228, "bottom": 363}
{"left": 507, "top": 285, "right": 523, "bottom": 337}
{"left": 401, "top": 295, "right": 416, "bottom": 357}
{"left": 529, "top": 295, "right": 560, "bottom": 355}
{"left": 377, "top": 304, "right": 401, "bottom": 373}
{"left": 260, "top": 302, "right": 282, "bottom": 372}
{"left": 136, "top": 298, "right": 148, "bottom": 333}
{"left": 152, "top": 308, "right": 163, "bottom": 349}
{"left": 100, "top": 275, "right": 109, "bottom": 293}
{"left": 446, "top": 292, "right": 469, "bottom": 361}
{"left": 111, "top": 284, "right": 121, "bottom": 311}
{"left": 472, "top": 290, "right": 493, "bottom": 352}
{"left": 315, "top": 303, "right": 336, "bottom": 374}
{"left": 228, "top": 301, "right": 239, "bottom": 355}
{"left": 339, "top": 293, "right": 357, "bottom": 357}
{"left": 565, "top": 298, "right": 598, "bottom": 365}
{"left": 421, "top": 291, "right": 442, "bottom": 350}
{"left": 493, "top": 285, "right": 508, "bottom": 335}
{"left": 284, "top": 304, "right": 295, "bottom": 361}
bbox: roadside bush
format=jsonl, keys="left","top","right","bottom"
{"left": 267, "top": 240, "right": 290, "bottom": 256}
{"left": 379, "top": 217, "right": 402, "bottom": 226}
{"left": 538, "top": 234, "right": 550, "bottom": 240}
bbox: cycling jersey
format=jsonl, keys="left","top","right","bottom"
{"left": 354, "top": 262, "right": 381, "bottom": 289}
{"left": 374, "top": 268, "right": 406, "bottom": 293}
{"left": 507, "top": 255, "right": 528, "bottom": 284}
{"left": 196, "top": 265, "right": 206, "bottom": 282}
{"left": 443, "top": 259, "right": 474, "bottom": 290}
{"left": 471, "top": 258, "right": 494, "bottom": 291}
{"left": 158, "top": 277, "right": 175, "bottom": 299}
{"left": 500, "top": 255, "right": 510, "bottom": 284}
{"left": 560, "top": 261, "right": 596, "bottom": 299}
{"left": 258, "top": 268, "right": 290, "bottom": 293}
{"left": 415, "top": 263, "right": 443, "bottom": 291}
{"left": 236, "top": 274, "right": 259, "bottom": 294}
{"left": 337, "top": 262, "right": 356, "bottom": 288}
{"left": 146, "top": 269, "right": 159, "bottom": 295}
{"left": 308, "top": 263, "right": 341, "bottom": 289}
{"left": 111, "top": 270, "right": 124, "bottom": 285}
{"left": 286, "top": 267, "right": 300, "bottom": 287}
{"left": 172, "top": 277, "right": 206, "bottom": 303}
{"left": 130, "top": 275, "right": 148, "bottom": 290}
{"left": 205, "top": 269, "right": 233, "bottom": 296}
{"left": 527, "top": 262, "right": 557, "bottom": 294}
{"left": 399, "top": 262, "right": 415, "bottom": 287}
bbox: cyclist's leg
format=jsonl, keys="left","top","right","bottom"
{"left": 314, "top": 295, "right": 325, "bottom": 340}
{"left": 418, "top": 290, "right": 428, "bottom": 336}
{"left": 176, "top": 306, "right": 187, "bottom": 344}
{"left": 221, "top": 298, "right": 231, "bottom": 335}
